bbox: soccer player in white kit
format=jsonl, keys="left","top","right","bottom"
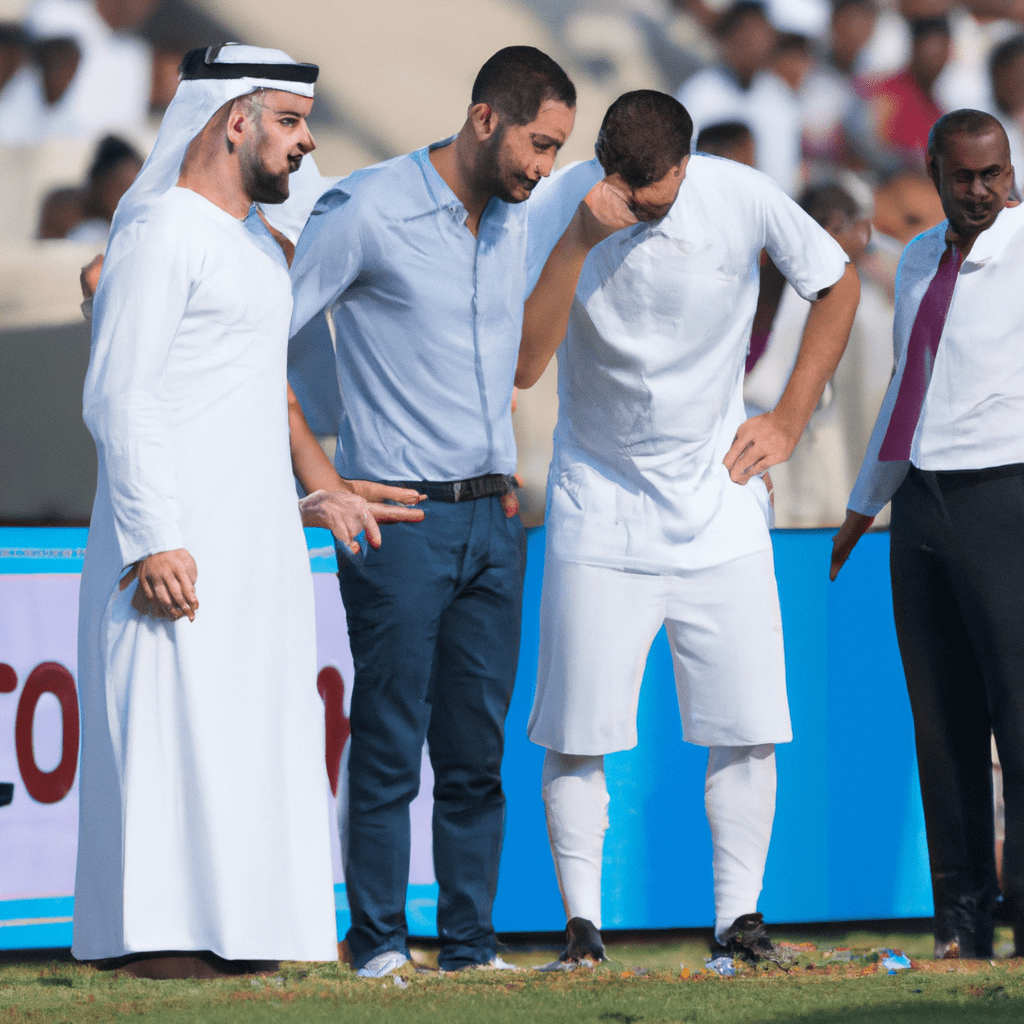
{"left": 518, "top": 91, "right": 859, "bottom": 965}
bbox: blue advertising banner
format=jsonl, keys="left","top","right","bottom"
{"left": 0, "top": 525, "right": 927, "bottom": 950}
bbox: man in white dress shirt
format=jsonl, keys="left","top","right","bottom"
{"left": 518, "top": 90, "right": 858, "bottom": 966}
{"left": 74, "top": 44, "right": 421, "bottom": 980}
{"left": 832, "top": 109, "right": 1024, "bottom": 960}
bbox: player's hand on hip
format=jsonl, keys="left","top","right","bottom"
{"left": 120, "top": 548, "right": 199, "bottom": 622}
{"left": 577, "top": 180, "right": 638, "bottom": 248}
{"left": 299, "top": 489, "right": 424, "bottom": 554}
{"left": 723, "top": 411, "right": 799, "bottom": 484}
{"left": 829, "top": 510, "right": 874, "bottom": 581}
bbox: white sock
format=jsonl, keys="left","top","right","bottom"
{"left": 705, "top": 744, "right": 777, "bottom": 943}
{"left": 541, "top": 749, "right": 608, "bottom": 930}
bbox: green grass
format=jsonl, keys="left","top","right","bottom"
{"left": 3, "top": 927, "right": 1023, "bottom": 1023}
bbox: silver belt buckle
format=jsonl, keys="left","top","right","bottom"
{"left": 452, "top": 481, "right": 463, "bottom": 502}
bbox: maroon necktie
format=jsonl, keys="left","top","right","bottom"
{"left": 878, "top": 242, "right": 963, "bottom": 462}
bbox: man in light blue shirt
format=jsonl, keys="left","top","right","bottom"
{"left": 288, "top": 46, "right": 576, "bottom": 976}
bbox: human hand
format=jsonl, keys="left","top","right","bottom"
{"left": 829, "top": 510, "right": 874, "bottom": 581}
{"left": 80, "top": 254, "right": 103, "bottom": 299}
{"left": 299, "top": 489, "right": 425, "bottom": 554}
{"left": 120, "top": 548, "right": 199, "bottom": 622}
{"left": 723, "top": 411, "right": 800, "bottom": 485}
{"left": 500, "top": 473, "right": 524, "bottom": 518}
{"left": 576, "top": 179, "right": 638, "bottom": 249}
{"left": 343, "top": 479, "right": 426, "bottom": 507}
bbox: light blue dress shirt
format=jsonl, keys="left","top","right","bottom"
{"left": 290, "top": 141, "right": 556, "bottom": 483}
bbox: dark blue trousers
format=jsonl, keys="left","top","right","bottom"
{"left": 336, "top": 496, "right": 526, "bottom": 970}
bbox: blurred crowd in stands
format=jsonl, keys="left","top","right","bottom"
{"left": 3, "top": 0, "right": 1024, "bottom": 526}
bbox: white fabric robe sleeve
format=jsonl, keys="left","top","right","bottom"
{"left": 82, "top": 212, "right": 190, "bottom": 568}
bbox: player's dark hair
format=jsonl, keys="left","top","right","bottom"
{"left": 696, "top": 120, "right": 752, "bottom": 156}
{"left": 472, "top": 46, "right": 575, "bottom": 126}
{"left": 927, "top": 109, "right": 1005, "bottom": 161}
{"left": 798, "top": 182, "right": 859, "bottom": 228}
{"left": 88, "top": 135, "right": 143, "bottom": 181}
{"left": 595, "top": 90, "right": 693, "bottom": 189}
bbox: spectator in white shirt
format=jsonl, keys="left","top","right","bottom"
{"left": 676, "top": 1, "right": 802, "bottom": 194}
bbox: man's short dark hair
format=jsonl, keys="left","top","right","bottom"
{"left": 909, "top": 16, "right": 950, "bottom": 41}
{"left": 472, "top": 46, "right": 575, "bottom": 126}
{"left": 89, "top": 134, "right": 143, "bottom": 181}
{"left": 696, "top": 120, "right": 752, "bottom": 157}
{"left": 715, "top": 2, "right": 769, "bottom": 39}
{"left": 798, "top": 182, "right": 859, "bottom": 228}
{"left": 595, "top": 90, "right": 693, "bottom": 189}
{"left": 833, "top": 0, "right": 877, "bottom": 14}
{"left": 990, "top": 33, "right": 1024, "bottom": 80}
{"left": 927, "top": 108, "right": 1006, "bottom": 161}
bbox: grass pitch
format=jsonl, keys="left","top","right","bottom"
{"left": 3, "top": 926, "right": 1023, "bottom": 1023}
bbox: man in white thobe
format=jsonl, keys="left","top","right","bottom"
{"left": 73, "top": 43, "right": 422, "bottom": 979}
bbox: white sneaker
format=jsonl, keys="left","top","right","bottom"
{"left": 356, "top": 950, "right": 409, "bottom": 977}
{"left": 472, "top": 956, "right": 520, "bottom": 971}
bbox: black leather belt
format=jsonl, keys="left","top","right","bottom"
{"left": 915, "top": 463, "right": 1024, "bottom": 489}
{"left": 396, "top": 473, "right": 517, "bottom": 503}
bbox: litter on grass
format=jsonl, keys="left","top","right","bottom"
{"left": 705, "top": 955, "right": 735, "bottom": 977}
{"left": 880, "top": 950, "right": 912, "bottom": 973}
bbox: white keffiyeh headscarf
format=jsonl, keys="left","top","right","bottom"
{"left": 109, "top": 42, "right": 319, "bottom": 243}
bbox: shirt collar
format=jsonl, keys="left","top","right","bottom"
{"left": 958, "top": 203, "right": 1024, "bottom": 266}
{"left": 413, "top": 139, "right": 468, "bottom": 224}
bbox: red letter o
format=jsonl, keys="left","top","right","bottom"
{"left": 15, "top": 662, "right": 79, "bottom": 804}
{"left": 317, "top": 666, "right": 350, "bottom": 798}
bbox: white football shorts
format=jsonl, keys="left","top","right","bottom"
{"left": 527, "top": 548, "right": 792, "bottom": 754}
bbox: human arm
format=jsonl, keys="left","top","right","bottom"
{"left": 288, "top": 188, "right": 361, "bottom": 339}
{"left": 724, "top": 262, "right": 860, "bottom": 482}
{"left": 83, "top": 216, "right": 197, "bottom": 616}
{"left": 829, "top": 510, "right": 875, "bottom": 581}
{"left": 286, "top": 383, "right": 425, "bottom": 554}
{"left": 517, "top": 180, "right": 637, "bottom": 389}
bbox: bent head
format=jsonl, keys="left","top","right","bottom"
{"left": 228, "top": 88, "right": 316, "bottom": 205}
{"left": 596, "top": 90, "right": 692, "bottom": 221}
{"left": 469, "top": 46, "right": 576, "bottom": 203}
{"left": 927, "top": 110, "right": 1013, "bottom": 242}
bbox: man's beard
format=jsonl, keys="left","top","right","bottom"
{"left": 475, "top": 125, "right": 537, "bottom": 205}
{"left": 240, "top": 126, "right": 291, "bottom": 205}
